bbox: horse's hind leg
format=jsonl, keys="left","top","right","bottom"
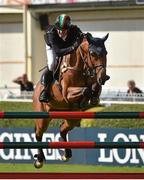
{"left": 34, "top": 118, "right": 50, "bottom": 168}
{"left": 60, "top": 120, "right": 72, "bottom": 161}
{"left": 60, "top": 119, "right": 80, "bottom": 161}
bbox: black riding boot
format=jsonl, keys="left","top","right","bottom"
{"left": 39, "top": 70, "right": 54, "bottom": 103}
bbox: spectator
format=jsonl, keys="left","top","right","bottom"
{"left": 127, "top": 80, "right": 143, "bottom": 95}
{"left": 13, "top": 73, "right": 34, "bottom": 92}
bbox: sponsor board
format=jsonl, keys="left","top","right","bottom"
{"left": 0, "top": 128, "right": 144, "bottom": 166}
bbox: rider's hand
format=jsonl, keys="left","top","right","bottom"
{"left": 73, "top": 37, "right": 82, "bottom": 50}
{"left": 69, "top": 46, "right": 75, "bottom": 51}
{"left": 79, "top": 33, "right": 84, "bottom": 40}
{"left": 73, "top": 40, "right": 79, "bottom": 49}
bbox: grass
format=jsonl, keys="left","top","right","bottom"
{"left": 83, "top": 104, "right": 144, "bottom": 128}
{"left": 1, "top": 101, "right": 144, "bottom": 128}
{"left": 0, "top": 101, "right": 34, "bottom": 128}
{"left": 0, "top": 164, "right": 143, "bottom": 173}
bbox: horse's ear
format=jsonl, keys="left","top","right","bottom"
{"left": 102, "top": 33, "right": 109, "bottom": 42}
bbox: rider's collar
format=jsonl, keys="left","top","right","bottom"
{"left": 58, "top": 29, "right": 68, "bottom": 40}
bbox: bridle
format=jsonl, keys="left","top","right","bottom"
{"left": 60, "top": 40, "right": 106, "bottom": 78}
{"left": 79, "top": 45, "right": 106, "bottom": 78}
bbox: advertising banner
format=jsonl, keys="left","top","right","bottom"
{"left": 0, "top": 0, "right": 129, "bottom": 6}
{"left": 0, "top": 127, "right": 144, "bottom": 166}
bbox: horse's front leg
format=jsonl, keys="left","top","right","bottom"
{"left": 60, "top": 119, "right": 80, "bottom": 162}
{"left": 34, "top": 118, "right": 50, "bottom": 168}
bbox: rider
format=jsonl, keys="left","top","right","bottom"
{"left": 39, "top": 14, "right": 84, "bottom": 103}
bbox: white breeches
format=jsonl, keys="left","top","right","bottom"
{"left": 46, "top": 44, "right": 56, "bottom": 71}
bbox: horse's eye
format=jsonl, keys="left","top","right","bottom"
{"left": 96, "top": 47, "right": 102, "bottom": 52}
{"left": 96, "top": 47, "right": 102, "bottom": 56}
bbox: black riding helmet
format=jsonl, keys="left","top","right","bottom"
{"left": 55, "top": 14, "right": 71, "bottom": 31}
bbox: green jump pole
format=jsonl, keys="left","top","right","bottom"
{"left": 0, "top": 111, "right": 144, "bottom": 119}
{"left": 0, "top": 142, "right": 144, "bottom": 149}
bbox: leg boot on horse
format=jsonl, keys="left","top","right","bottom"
{"left": 90, "top": 75, "right": 110, "bottom": 105}
{"left": 39, "top": 69, "right": 54, "bottom": 103}
{"left": 34, "top": 131, "right": 46, "bottom": 169}
{"left": 34, "top": 117, "right": 50, "bottom": 168}
{"left": 59, "top": 120, "right": 81, "bottom": 162}
{"left": 89, "top": 83, "right": 102, "bottom": 105}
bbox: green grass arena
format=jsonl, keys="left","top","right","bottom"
{"left": 0, "top": 164, "right": 144, "bottom": 173}
{"left": 0, "top": 101, "right": 144, "bottom": 172}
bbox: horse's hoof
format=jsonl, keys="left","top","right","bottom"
{"left": 61, "top": 155, "right": 70, "bottom": 162}
{"left": 34, "top": 160, "right": 43, "bottom": 169}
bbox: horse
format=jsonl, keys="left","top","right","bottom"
{"left": 32, "top": 33, "right": 109, "bottom": 168}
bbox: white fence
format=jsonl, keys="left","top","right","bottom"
{"left": 0, "top": 87, "right": 144, "bottom": 104}
{"left": 100, "top": 91, "right": 144, "bottom": 105}
{"left": 0, "top": 87, "right": 33, "bottom": 101}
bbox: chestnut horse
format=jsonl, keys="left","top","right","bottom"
{"left": 32, "top": 33, "right": 109, "bottom": 168}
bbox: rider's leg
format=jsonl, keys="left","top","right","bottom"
{"left": 39, "top": 45, "right": 56, "bottom": 103}
{"left": 39, "top": 69, "right": 53, "bottom": 102}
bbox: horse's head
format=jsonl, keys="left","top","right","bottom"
{"left": 86, "top": 33, "right": 110, "bottom": 85}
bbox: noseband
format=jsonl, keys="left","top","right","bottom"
{"left": 79, "top": 46, "right": 106, "bottom": 78}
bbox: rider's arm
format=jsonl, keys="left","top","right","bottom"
{"left": 44, "top": 25, "right": 82, "bottom": 57}
{"left": 69, "top": 25, "right": 84, "bottom": 41}
{"left": 53, "top": 38, "right": 81, "bottom": 57}
{"left": 54, "top": 25, "right": 84, "bottom": 56}
{"left": 45, "top": 34, "right": 79, "bottom": 57}
{"left": 54, "top": 45, "right": 75, "bottom": 56}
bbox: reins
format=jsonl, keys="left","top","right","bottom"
{"left": 60, "top": 40, "right": 106, "bottom": 78}
{"left": 79, "top": 45, "right": 105, "bottom": 78}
